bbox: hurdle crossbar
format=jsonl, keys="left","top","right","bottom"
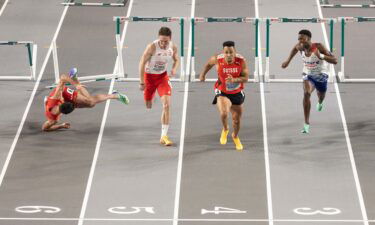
{"left": 114, "top": 16, "right": 186, "bottom": 82}
{"left": 0, "top": 41, "right": 37, "bottom": 80}
{"left": 338, "top": 17, "right": 375, "bottom": 82}
{"left": 191, "top": 17, "right": 260, "bottom": 83}
{"left": 52, "top": 19, "right": 124, "bottom": 84}
{"left": 61, "top": 0, "right": 126, "bottom": 7}
{"left": 321, "top": 4, "right": 375, "bottom": 8}
{"left": 264, "top": 17, "right": 336, "bottom": 83}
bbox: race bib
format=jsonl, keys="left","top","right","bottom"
{"left": 226, "top": 82, "right": 240, "bottom": 91}
{"left": 153, "top": 61, "right": 166, "bottom": 72}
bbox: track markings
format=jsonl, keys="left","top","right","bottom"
{"left": 108, "top": 207, "right": 155, "bottom": 215}
{"left": 294, "top": 207, "right": 341, "bottom": 216}
{"left": 15, "top": 206, "right": 61, "bottom": 214}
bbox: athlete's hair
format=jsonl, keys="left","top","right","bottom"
{"left": 223, "top": 41, "right": 235, "bottom": 48}
{"left": 299, "top": 29, "right": 312, "bottom": 38}
{"left": 60, "top": 102, "right": 75, "bottom": 114}
{"left": 159, "top": 27, "right": 172, "bottom": 37}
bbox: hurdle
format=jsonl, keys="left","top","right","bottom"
{"left": 338, "top": 17, "right": 375, "bottom": 82}
{"left": 319, "top": 0, "right": 375, "bottom": 8}
{"left": 190, "top": 17, "right": 260, "bottom": 82}
{"left": 113, "top": 16, "right": 186, "bottom": 82}
{"left": 61, "top": 0, "right": 127, "bottom": 7}
{"left": 51, "top": 39, "right": 123, "bottom": 84}
{"left": 264, "top": 17, "right": 336, "bottom": 83}
{"left": 0, "top": 41, "right": 37, "bottom": 81}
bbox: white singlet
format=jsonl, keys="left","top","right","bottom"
{"left": 145, "top": 40, "right": 174, "bottom": 74}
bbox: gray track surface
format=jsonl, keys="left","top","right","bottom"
{"left": 322, "top": 5, "right": 375, "bottom": 221}
{"left": 260, "top": 0, "right": 365, "bottom": 223}
{"left": 122, "top": 0, "right": 190, "bottom": 79}
{"left": 178, "top": 83, "right": 268, "bottom": 219}
{"left": 0, "top": 1, "right": 126, "bottom": 224}
{"left": 177, "top": 0, "right": 268, "bottom": 221}
{"left": 192, "top": 0, "right": 256, "bottom": 80}
{"left": 324, "top": 8, "right": 375, "bottom": 79}
{"left": 81, "top": 0, "right": 189, "bottom": 223}
{"left": 0, "top": 0, "right": 5, "bottom": 11}
{"left": 0, "top": 0, "right": 64, "bottom": 176}
{"left": 338, "top": 84, "right": 375, "bottom": 219}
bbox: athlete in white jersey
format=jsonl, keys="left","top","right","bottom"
{"left": 139, "top": 27, "right": 179, "bottom": 146}
{"left": 282, "top": 29, "right": 337, "bottom": 133}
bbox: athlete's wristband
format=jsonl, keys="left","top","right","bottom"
{"left": 319, "top": 53, "right": 325, "bottom": 60}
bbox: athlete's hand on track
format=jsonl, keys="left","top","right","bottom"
{"left": 199, "top": 73, "right": 205, "bottom": 82}
{"left": 139, "top": 83, "right": 145, "bottom": 91}
{"left": 62, "top": 122, "right": 70, "bottom": 129}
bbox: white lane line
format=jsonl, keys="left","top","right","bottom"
{"left": 76, "top": 1, "right": 134, "bottom": 225}
{"left": 0, "top": 5, "right": 70, "bottom": 188}
{"left": 316, "top": 1, "right": 369, "bottom": 225}
{"left": 172, "top": 81, "right": 189, "bottom": 225}
{"left": 1, "top": 217, "right": 375, "bottom": 222}
{"left": 255, "top": 0, "right": 274, "bottom": 225}
{"left": 0, "top": 0, "right": 9, "bottom": 16}
{"left": 172, "top": 1, "right": 194, "bottom": 224}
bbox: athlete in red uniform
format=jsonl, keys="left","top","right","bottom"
{"left": 42, "top": 70, "right": 129, "bottom": 132}
{"left": 199, "top": 41, "right": 249, "bottom": 151}
{"left": 139, "top": 27, "right": 179, "bottom": 146}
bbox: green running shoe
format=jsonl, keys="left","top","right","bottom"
{"left": 113, "top": 90, "right": 130, "bottom": 105}
{"left": 317, "top": 102, "right": 323, "bottom": 112}
{"left": 301, "top": 123, "right": 310, "bottom": 134}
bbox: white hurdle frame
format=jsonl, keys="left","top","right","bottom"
{"left": 190, "top": 17, "right": 260, "bottom": 83}
{"left": 0, "top": 41, "right": 37, "bottom": 81}
{"left": 61, "top": 0, "right": 127, "bottom": 7}
{"left": 52, "top": 38, "right": 123, "bottom": 83}
{"left": 338, "top": 17, "right": 375, "bottom": 83}
{"left": 113, "top": 16, "right": 186, "bottom": 82}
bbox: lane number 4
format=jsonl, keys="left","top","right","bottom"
{"left": 201, "top": 206, "right": 247, "bottom": 215}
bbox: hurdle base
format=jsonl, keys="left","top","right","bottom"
{"left": 0, "top": 76, "right": 33, "bottom": 81}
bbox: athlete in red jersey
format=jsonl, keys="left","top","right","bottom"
{"left": 42, "top": 70, "right": 129, "bottom": 132}
{"left": 139, "top": 27, "right": 179, "bottom": 146}
{"left": 199, "top": 41, "right": 249, "bottom": 151}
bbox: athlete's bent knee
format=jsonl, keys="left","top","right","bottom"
{"left": 162, "top": 103, "right": 169, "bottom": 111}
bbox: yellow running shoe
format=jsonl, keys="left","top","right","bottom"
{"left": 160, "top": 135, "right": 173, "bottom": 146}
{"left": 232, "top": 134, "right": 243, "bottom": 151}
{"left": 220, "top": 129, "right": 229, "bottom": 145}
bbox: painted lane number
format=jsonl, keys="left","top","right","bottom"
{"left": 108, "top": 206, "right": 155, "bottom": 214}
{"left": 294, "top": 207, "right": 341, "bottom": 215}
{"left": 15, "top": 206, "right": 61, "bottom": 214}
{"left": 201, "top": 206, "right": 247, "bottom": 215}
